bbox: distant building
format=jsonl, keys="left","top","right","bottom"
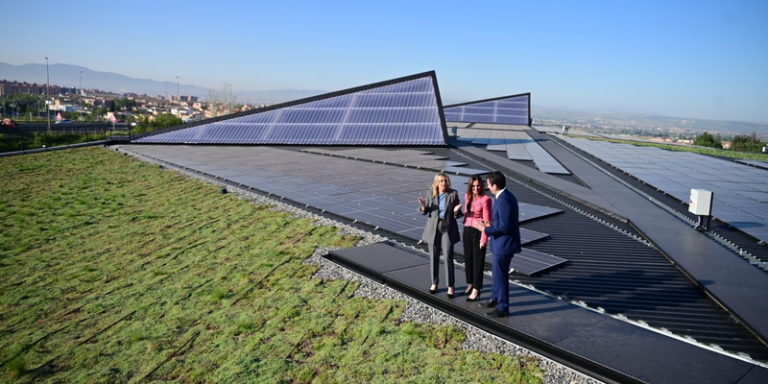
{"left": 50, "top": 99, "right": 77, "bottom": 112}
{"left": 721, "top": 141, "right": 732, "bottom": 150}
{"left": 0, "top": 80, "right": 56, "bottom": 96}
{"left": 171, "top": 95, "right": 197, "bottom": 102}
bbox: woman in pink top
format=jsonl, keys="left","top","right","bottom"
{"left": 463, "top": 175, "right": 492, "bottom": 301}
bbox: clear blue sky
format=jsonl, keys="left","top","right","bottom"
{"left": 4, "top": 0, "right": 768, "bottom": 123}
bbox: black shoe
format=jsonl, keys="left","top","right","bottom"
{"left": 466, "top": 295, "right": 479, "bottom": 302}
{"left": 480, "top": 300, "right": 498, "bottom": 308}
{"left": 429, "top": 287, "right": 437, "bottom": 294}
{"left": 486, "top": 310, "right": 509, "bottom": 318}
{"left": 447, "top": 288, "right": 455, "bottom": 299}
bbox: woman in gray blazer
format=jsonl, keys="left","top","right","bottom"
{"left": 418, "top": 173, "right": 462, "bottom": 298}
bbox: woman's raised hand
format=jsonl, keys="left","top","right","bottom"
{"left": 418, "top": 196, "right": 427, "bottom": 209}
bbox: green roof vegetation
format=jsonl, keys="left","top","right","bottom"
{"left": 0, "top": 147, "right": 542, "bottom": 383}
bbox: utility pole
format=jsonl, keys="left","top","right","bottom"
{"left": 225, "top": 82, "right": 232, "bottom": 114}
{"left": 229, "top": 83, "right": 233, "bottom": 114}
{"left": 165, "top": 81, "right": 168, "bottom": 111}
{"left": 79, "top": 71, "right": 83, "bottom": 96}
{"left": 176, "top": 76, "right": 179, "bottom": 104}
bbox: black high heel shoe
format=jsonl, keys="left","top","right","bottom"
{"left": 447, "top": 287, "right": 455, "bottom": 299}
{"left": 466, "top": 290, "right": 480, "bottom": 302}
{"left": 429, "top": 286, "right": 438, "bottom": 294}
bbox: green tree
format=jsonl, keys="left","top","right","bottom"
{"left": 137, "top": 114, "right": 152, "bottom": 133}
{"left": 731, "top": 132, "right": 763, "bottom": 153}
{"left": 152, "top": 113, "right": 182, "bottom": 129}
{"left": 693, "top": 132, "right": 722, "bottom": 149}
{"left": 113, "top": 97, "right": 137, "bottom": 112}
{"left": 92, "top": 107, "right": 108, "bottom": 121}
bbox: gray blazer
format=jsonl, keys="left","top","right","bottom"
{"left": 419, "top": 188, "right": 462, "bottom": 245}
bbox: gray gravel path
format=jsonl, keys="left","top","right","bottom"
{"left": 118, "top": 146, "right": 604, "bottom": 384}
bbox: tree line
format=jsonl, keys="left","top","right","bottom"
{"left": 694, "top": 131, "right": 765, "bottom": 153}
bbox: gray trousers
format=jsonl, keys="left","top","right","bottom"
{"left": 428, "top": 221, "right": 455, "bottom": 287}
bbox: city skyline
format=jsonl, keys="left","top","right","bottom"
{"left": 2, "top": 0, "right": 767, "bottom": 124}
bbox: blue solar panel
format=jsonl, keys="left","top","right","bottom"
{"left": 133, "top": 72, "right": 446, "bottom": 146}
{"left": 444, "top": 94, "right": 530, "bottom": 125}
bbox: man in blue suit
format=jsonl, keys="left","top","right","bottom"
{"left": 471, "top": 171, "right": 521, "bottom": 318}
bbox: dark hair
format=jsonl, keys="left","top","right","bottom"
{"left": 486, "top": 171, "right": 506, "bottom": 190}
{"left": 465, "top": 175, "right": 484, "bottom": 211}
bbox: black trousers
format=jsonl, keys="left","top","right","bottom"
{"left": 429, "top": 219, "right": 454, "bottom": 287}
{"left": 462, "top": 226, "right": 486, "bottom": 289}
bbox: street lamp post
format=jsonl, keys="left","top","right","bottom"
{"left": 176, "top": 76, "right": 179, "bottom": 103}
{"left": 45, "top": 57, "right": 50, "bottom": 135}
{"left": 79, "top": 70, "right": 83, "bottom": 96}
{"left": 165, "top": 81, "right": 168, "bottom": 111}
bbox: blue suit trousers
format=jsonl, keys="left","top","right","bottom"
{"left": 492, "top": 253, "right": 513, "bottom": 313}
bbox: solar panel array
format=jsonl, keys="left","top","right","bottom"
{"left": 443, "top": 94, "right": 529, "bottom": 125}
{"left": 562, "top": 137, "right": 768, "bottom": 243}
{"left": 456, "top": 128, "right": 571, "bottom": 175}
{"left": 133, "top": 75, "right": 445, "bottom": 146}
{"left": 123, "top": 145, "right": 565, "bottom": 274}
{"left": 736, "top": 159, "right": 768, "bottom": 171}
{"left": 508, "top": 248, "right": 567, "bottom": 276}
{"left": 301, "top": 148, "right": 489, "bottom": 176}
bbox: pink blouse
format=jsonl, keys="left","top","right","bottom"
{"left": 463, "top": 193, "right": 492, "bottom": 245}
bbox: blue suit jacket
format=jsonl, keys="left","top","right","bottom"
{"left": 484, "top": 189, "right": 522, "bottom": 256}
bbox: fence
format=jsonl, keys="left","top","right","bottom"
{"left": 0, "top": 123, "right": 135, "bottom": 153}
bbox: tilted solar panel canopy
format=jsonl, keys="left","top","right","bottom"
{"left": 132, "top": 71, "right": 449, "bottom": 146}
{"left": 443, "top": 93, "right": 531, "bottom": 125}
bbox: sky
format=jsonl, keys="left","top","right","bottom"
{"left": 3, "top": 0, "right": 768, "bottom": 123}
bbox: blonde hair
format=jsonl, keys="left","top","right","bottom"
{"left": 431, "top": 173, "right": 452, "bottom": 198}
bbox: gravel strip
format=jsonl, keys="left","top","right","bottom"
{"left": 118, "top": 146, "right": 603, "bottom": 384}
{"left": 306, "top": 248, "right": 603, "bottom": 384}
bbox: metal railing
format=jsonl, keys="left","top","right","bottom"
{"left": 0, "top": 123, "right": 135, "bottom": 154}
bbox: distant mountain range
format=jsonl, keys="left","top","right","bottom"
{"left": 0, "top": 62, "right": 325, "bottom": 105}
{"left": 533, "top": 105, "right": 768, "bottom": 137}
